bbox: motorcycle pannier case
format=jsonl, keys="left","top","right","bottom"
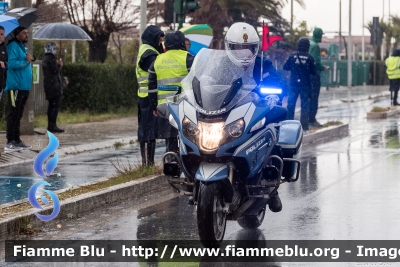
{"left": 277, "top": 120, "right": 302, "bottom": 178}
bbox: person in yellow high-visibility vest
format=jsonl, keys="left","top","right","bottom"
{"left": 136, "top": 25, "right": 165, "bottom": 166}
{"left": 148, "top": 31, "right": 195, "bottom": 154}
{"left": 385, "top": 49, "right": 400, "bottom": 106}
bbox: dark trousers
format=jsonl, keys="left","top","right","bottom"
{"left": 286, "top": 86, "right": 310, "bottom": 131}
{"left": 389, "top": 79, "right": 400, "bottom": 104}
{"left": 309, "top": 74, "right": 321, "bottom": 123}
{"left": 6, "top": 90, "right": 30, "bottom": 142}
{"left": 47, "top": 95, "right": 61, "bottom": 123}
{"left": 166, "top": 138, "right": 178, "bottom": 153}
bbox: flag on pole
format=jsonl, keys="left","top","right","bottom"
{"left": 262, "top": 22, "right": 283, "bottom": 52}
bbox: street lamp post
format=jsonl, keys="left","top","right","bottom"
{"left": 362, "top": 0, "right": 365, "bottom": 61}
{"left": 348, "top": 0, "right": 352, "bottom": 88}
{"left": 339, "top": 0, "right": 342, "bottom": 58}
{"left": 291, "top": 0, "right": 293, "bottom": 32}
{"left": 140, "top": 0, "right": 147, "bottom": 44}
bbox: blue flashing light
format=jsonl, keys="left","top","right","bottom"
{"left": 260, "top": 87, "right": 282, "bottom": 95}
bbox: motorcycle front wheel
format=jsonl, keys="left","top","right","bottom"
{"left": 237, "top": 206, "right": 266, "bottom": 229}
{"left": 197, "top": 182, "right": 226, "bottom": 247}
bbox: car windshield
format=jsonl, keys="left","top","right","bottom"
{"left": 168, "top": 49, "right": 257, "bottom": 115}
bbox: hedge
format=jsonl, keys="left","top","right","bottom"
{"left": 61, "top": 63, "right": 138, "bottom": 113}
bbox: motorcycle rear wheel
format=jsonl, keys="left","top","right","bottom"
{"left": 197, "top": 182, "right": 227, "bottom": 247}
{"left": 237, "top": 206, "right": 266, "bottom": 229}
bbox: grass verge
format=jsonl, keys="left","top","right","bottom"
{"left": 33, "top": 107, "right": 136, "bottom": 128}
{"left": 0, "top": 159, "right": 163, "bottom": 219}
{"left": 370, "top": 106, "right": 390, "bottom": 112}
{"left": 309, "top": 121, "right": 343, "bottom": 133}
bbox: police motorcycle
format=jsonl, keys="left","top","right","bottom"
{"left": 157, "top": 49, "right": 302, "bottom": 246}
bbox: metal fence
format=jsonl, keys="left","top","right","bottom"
{"left": 32, "top": 60, "right": 48, "bottom": 115}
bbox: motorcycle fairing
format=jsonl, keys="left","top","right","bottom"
{"left": 224, "top": 102, "right": 255, "bottom": 129}
{"left": 277, "top": 120, "right": 303, "bottom": 153}
{"left": 277, "top": 120, "right": 303, "bottom": 179}
{"left": 195, "top": 162, "right": 229, "bottom": 182}
{"left": 232, "top": 125, "right": 277, "bottom": 178}
{"left": 215, "top": 102, "right": 272, "bottom": 158}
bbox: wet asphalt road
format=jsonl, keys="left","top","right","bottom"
{"left": 1, "top": 96, "right": 400, "bottom": 267}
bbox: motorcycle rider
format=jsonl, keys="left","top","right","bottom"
{"left": 224, "top": 22, "right": 282, "bottom": 212}
{"left": 149, "top": 31, "right": 195, "bottom": 155}
{"left": 136, "top": 25, "right": 165, "bottom": 167}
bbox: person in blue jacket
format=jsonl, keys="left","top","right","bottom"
{"left": 4, "top": 26, "right": 35, "bottom": 151}
{"left": 283, "top": 37, "right": 316, "bottom": 134}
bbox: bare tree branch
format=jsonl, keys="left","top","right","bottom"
{"left": 62, "top": 0, "right": 138, "bottom": 62}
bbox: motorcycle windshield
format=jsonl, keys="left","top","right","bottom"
{"left": 179, "top": 49, "right": 257, "bottom": 115}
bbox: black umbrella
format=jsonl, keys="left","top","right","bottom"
{"left": 33, "top": 22, "right": 92, "bottom": 41}
{"left": 3, "top": 7, "right": 37, "bottom": 44}
{"left": 4, "top": 7, "right": 37, "bottom": 29}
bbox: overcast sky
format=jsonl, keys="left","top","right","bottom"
{"left": 281, "top": 0, "right": 400, "bottom": 37}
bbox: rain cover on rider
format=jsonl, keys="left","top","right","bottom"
{"left": 177, "top": 49, "right": 257, "bottom": 115}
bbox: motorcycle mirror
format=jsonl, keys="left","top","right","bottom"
{"left": 156, "top": 103, "right": 170, "bottom": 119}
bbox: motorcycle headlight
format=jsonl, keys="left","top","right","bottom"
{"left": 182, "top": 117, "right": 199, "bottom": 145}
{"left": 199, "top": 121, "right": 225, "bottom": 151}
{"left": 182, "top": 117, "right": 245, "bottom": 153}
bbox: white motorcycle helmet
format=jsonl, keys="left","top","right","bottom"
{"left": 225, "top": 22, "right": 259, "bottom": 69}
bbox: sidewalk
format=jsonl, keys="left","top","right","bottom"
{"left": 282, "top": 85, "right": 389, "bottom": 110}
{"left": 0, "top": 116, "right": 138, "bottom": 167}
{"left": 0, "top": 85, "right": 389, "bottom": 167}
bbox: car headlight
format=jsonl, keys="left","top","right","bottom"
{"left": 182, "top": 117, "right": 245, "bottom": 153}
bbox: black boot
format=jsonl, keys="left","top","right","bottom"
{"left": 147, "top": 140, "right": 156, "bottom": 167}
{"left": 269, "top": 192, "right": 282, "bottom": 212}
{"left": 140, "top": 142, "right": 147, "bottom": 167}
{"left": 393, "top": 92, "right": 400, "bottom": 106}
{"left": 47, "top": 122, "right": 64, "bottom": 133}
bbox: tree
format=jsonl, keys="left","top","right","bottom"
{"left": 64, "top": 0, "right": 139, "bottom": 63}
{"left": 367, "top": 20, "right": 384, "bottom": 60}
{"left": 34, "top": 0, "right": 67, "bottom": 23}
{"left": 107, "top": 31, "right": 140, "bottom": 64}
{"left": 282, "top": 20, "right": 309, "bottom": 51}
{"left": 188, "top": 0, "right": 305, "bottom": 47}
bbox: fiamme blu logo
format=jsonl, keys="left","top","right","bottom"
{"left": 28, "top": 131, "right": 61, "bottom": 221}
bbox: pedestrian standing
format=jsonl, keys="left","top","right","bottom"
{"left": 385, "top": 48, "right": 400, "bottom": 106}
{"left": 0, "top": 26, "right": 7, "bottom": 100}
{"left": 284, "top": 37, "right": 316, "bottom": 134}
{"left": 309, "top": 28, "right": 328, "bottom": 127}
{"left": 136, "top": 25, "right": 165, "bottom": 166}
{"left": 184, "top": 38, "right": 191, "bottom": 51}
{"left": 42, "top": 42, "right": 64, "bottom": 133}
{"left": 148, "top": 31, "right": 195, "bottom": 155}
{"left": 4, "top": 27, "right": 35, "bottom": 151}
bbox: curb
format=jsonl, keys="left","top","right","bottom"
{"left": 367, "top": 109, "right": 400, "bottom": 119}
{"left": 57, "top": 136, "right": 137, "bottom": 157}
{"left": 303, "top": 124, "right": 349, "bottom": 146}
{"left": 0, "top": 124, "right": 349, "bottom": 239}
{"left": 339, "top": 92, "right": 391, "bottom": 103}
{"left": 0, "top": 136, "right": 137, "bottom": 168}
{"left": 0, "top": 175, "right": 170, "bottom": 240}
